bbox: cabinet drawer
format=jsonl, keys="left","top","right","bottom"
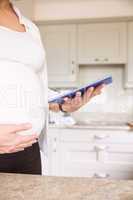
{"left": 104, "top": 144, "right": 133, "bottom": 163}
{"left": 59, "top": 129, "right": 95, "bottom": 142}
{"left": 100, "top": 134, "right": 133, "bottom": 144}
{"left": 59, "top": 163, "right": 133, "bottom": 179}
{"left": 59, "top": 129, "right": 133, "bottom": 144}
{"left": 60, "top": 143, "right": 97, "bottom": 162}
{"left": 93, "top": 131, "right": 133, "bottom": 144}
{"left": 96, "top": 163, "right": 133, "bottom": 180}
{"left": 93, "top": 170, "right": 133, "bottom": 180}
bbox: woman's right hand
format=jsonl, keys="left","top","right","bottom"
{"left": 0, "top": 123, "right": 38, "bottom": 154}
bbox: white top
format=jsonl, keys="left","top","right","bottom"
{"left": 0, "top": 5, "right": 51, "bottom": 152}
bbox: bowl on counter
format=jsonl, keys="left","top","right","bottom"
{"left": 71, "top": 112, "right": 133, "bottom": 127}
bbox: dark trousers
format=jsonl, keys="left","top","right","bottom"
{"left": 0, "top": 143, "right": 42, "bottom": 175}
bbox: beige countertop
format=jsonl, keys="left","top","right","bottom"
{"left": 49, "top": 123, "right": 130, "bottom": 131}
{"left": 1, "top": 173, "right": 133, "bottom": 200}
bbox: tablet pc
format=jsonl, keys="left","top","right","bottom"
{"left": 48, "top": 76, "right": 112, "bottom": 104}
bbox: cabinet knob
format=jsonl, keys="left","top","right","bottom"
{"left": 95, "top": 145, "right": 109, "bottom": 151}
{"left": 94, "top": 173, "right": 110, "bottom": 179}
{"left": 94, "top": 135, "right": 109, "bottom": 140}
{"left": 72, "top": 60, "right": 75, "bottom": 65}
{"left": 104, "top": 58, "right": 109, "bottom": 62}
{"left": 72, "top": 69, "right": 75, "bottom": 74}
{"left": 94, "top": 58, "right": 100, "bottom": 62}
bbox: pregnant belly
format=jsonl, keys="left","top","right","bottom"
{"left": 0, "top": 61, "right": 45, "bottom": 135}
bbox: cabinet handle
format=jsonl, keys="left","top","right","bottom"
{"left": 104, "top": 58, "right": 109, "bottom": 62}
{"left": 95, "top": 145, "right": 109, "bottom": 151}
{"left": 53, "top": 137, "right": 57, "bottom": 153}
{"left": 94, "top": 135, "right": 109, "bottom": 140}
{"left": 72, "top": 60, "right": 75, "bottom": 65}
{"left": 94, "top": 173, "right": 110, "bottom": 179}
{"left": 94, "top": 58, "right": 100, "bottom": 62}
{"left": 71, "top": 61, "right": 76, "bottom": 74}
{"left": 72, "top": 69, "right": 75, "bottom": 74}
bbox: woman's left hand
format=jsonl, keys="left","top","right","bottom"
{"left": 61, "top": 84, "right": 104, "bottom": 113}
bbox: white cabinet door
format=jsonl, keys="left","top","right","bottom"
{"left": 12, "top": 0, "right": 34, "bottom": 20}
{"left": 125, "top": 22, "right": 133, "bottom": 88}
{"left": 47, "top": 128, "right": 96, "bottom": 177}
{"left": 78, "top": 22, "right": 127, "bottom": 64}
{"left": 38, "top": 25, "right": 77, "bottom": 88}
{"left": 58, "top": 142, "right": 98, "bottom": 177}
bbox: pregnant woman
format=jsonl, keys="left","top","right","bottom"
{"left": 0, "top": 0, "right": 104, "bottom": 175}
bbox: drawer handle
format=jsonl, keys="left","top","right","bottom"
{"left": 94, "top": 58, "right": 100, "bottom": 62}
{"left": 94, "top": 173, "right": 110, "bottom": 178}
{"left": 71, "top": 62, "right": 75, "bottom": 74}
{"left": 104, "top": 58, "right": 109, "bottom": 62}
{"left": 72, "top": 60, "right": 75, "bottom": 65}
{"left": 95, "top": 135, "right": 109, "bottom": 140}
{"left": 53, "top": 137, "right": 57, "bottom": 152}
{"left": 95, "top": 145, "right": 109, "bottom": 151}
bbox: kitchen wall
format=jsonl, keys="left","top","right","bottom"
{"left": 34, "top": 0, "right": 133, "bottom": 21}
{"left": 78, "top": 65, "right": 133, "bottom": 116}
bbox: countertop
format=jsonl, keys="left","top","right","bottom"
{"left": 1, "top": 173, "right": 133, "bottom": 200}
{"left": 49, "top": 123, "right": 130, "bottom": 131}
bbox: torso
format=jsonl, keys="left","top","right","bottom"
{"left": 0, "top": 4, "right": 47, "bottom": 136}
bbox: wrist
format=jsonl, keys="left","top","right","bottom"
{"left": 59, "top": 103, "right": 67, "bottom": 113}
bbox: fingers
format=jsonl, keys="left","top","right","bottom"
{"left": 74, "top": 92, "right": 82, "bottom": 105}
{"left": 9, "top": 148, "right": 25, "bottom": 153}
{"left": 11, "top": 123, "right": 32, "bottom": 133}
{"left": 0, "top": 138, "right": 38, "bottom": 154}
{"left": 0, "top": 123, "right": 32, "bottom": 134}
{"left": 63, "top": 97, "right": 71, "bottom": 104}
{"left": 15, "top": 139, "right": 37, "bottom": 149}
{"left": 13, "top": 134, "right": 38, "bottom": 147}
{"left": 64, "top": 92, "right": 82, "bottom": 105}
{"left": 91, "top": 84, "right": 104, "bottom": 97}
{"left": 82, "top": 84, "right": 104, "bottom": 104}
{"left": 82, "top": 87, "right": 94, "bottom": 104}
{"left": 61, "top": 84, "right": 105, "bottom": 112}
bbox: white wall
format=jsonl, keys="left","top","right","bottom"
{"left": 34, "top": 0, "right": 133, "bottom": 21}
{"left": 78, "top": 65, "right": 133, "bottom": 115}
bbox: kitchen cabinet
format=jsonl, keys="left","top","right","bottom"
{"left": 12, "top": 0, "right": 34, "bottom": 20}
{"left": 125, "top": 22, "right": 133, "bottom": 88}
{"left": 78, "top": 22, "right": 127, "bottom": 64}
{"left": 38, "top": 24, "right": 77, "bottom": 88}
{"left": 48, "top": 127, "right": 133, "bottom": 180}
{"left": 36, "top": 21, "right": 131, "bottom": 87}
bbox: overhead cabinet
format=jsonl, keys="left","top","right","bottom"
{"left": 38, "top": 25, "right": 77, "bottom": 88}
{"left": 125, "top": 22, "right": 133, "bottom": 88}
{"left": 78, "top": 22, "right": 127, "bottom": 64}
{"left": 37, "top": 21, "right": 133, "bottom": 88}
